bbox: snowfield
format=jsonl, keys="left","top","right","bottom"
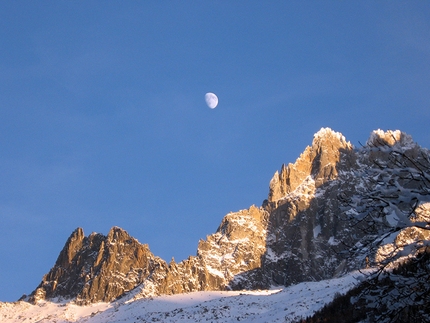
{"left": 0, "top": 272, "right": 363, "bottom": 323}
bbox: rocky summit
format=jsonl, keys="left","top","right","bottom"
{"left": 25, "top": 127, "right": 430, "bottom": 304}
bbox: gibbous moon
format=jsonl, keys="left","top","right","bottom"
{"left": 205, "top": 92, "right": 218, "bottom": 109}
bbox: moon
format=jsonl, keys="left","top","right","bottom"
{"left": 205, "top": 92, "right": 218, "bottom": 109}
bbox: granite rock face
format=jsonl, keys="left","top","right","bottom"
{"left": 234, "top": 128, "right": 360, "bottom": 288}
{"left": 27, "top": 127, "right": 430, "bottom": 304}
{"left": 268, "top": 128, "right": 354, "bottom": 202}
{"left": 28, "top": 206, "right": 269, "bottom": 303}
{"left": 29, "top": 227, "right": 167, "bottom": 304}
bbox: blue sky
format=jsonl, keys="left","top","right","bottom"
{"left": 1, "top": 1, "right": 429, "bottom": 301}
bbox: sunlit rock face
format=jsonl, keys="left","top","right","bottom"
{"left": 268, "top": 128, "right": 354, "bottom": 203}
{"left": 194, "top": 205, "right": 269, "bottom": 290}
{"left": 239, "top": 128, "right": 360, "bottom": 288}
{"left": 28, "top": 227, "right": 167, "bottom": 304}
{"left": 28, "top": 206, "right": 269, "bottom": 303}
{"left": 27, "top": 127, "right": 429, "bottom": 304}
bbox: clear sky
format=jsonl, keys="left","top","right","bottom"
{"left": 1, "top": 1, "right": 429, "bottom": 302}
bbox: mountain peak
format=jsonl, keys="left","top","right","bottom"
{"left": 312, "top": 127, "right": 351, "bottom": 148}
{"left": 55, "top": 227, "right": 85, "bottom": 268}
{"left": 366, "top": 129, "right": 415, "bottom": 148}
{"left": 268, "top": 128, "right": 353, "bottom": 203}
{"left": 107, "top": 225, "right": 133, "bottom": 242}
{"left": 27, "top": 226, "right": 164, "bottom": 304}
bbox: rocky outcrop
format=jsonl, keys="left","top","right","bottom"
{"left": 29, "top": 227, "right": 168, "bottom": 304}
{"left": 28, "top": 206, "right": 268, "bottom": 303}
{"left": 27, "top": 127, "right": 430, "bottom": 304}
{"left": 268, "top": 128, "right": 353, "bottom": 203}
{"left": 234, "top": 128, "right": 360, "bottom": 288}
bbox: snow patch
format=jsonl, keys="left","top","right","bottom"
{"left": 313, "top": 225, "right": 321, "bottom": 239}
{"left": 385, "top": 210, "right": 399, "bottom": 227}
{"left": 328, "top": 236, "right": 339, "bottom": 246}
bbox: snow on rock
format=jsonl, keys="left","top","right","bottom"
{"left": 366, "top": 129, "right": 415, "bottom": 149}
{"left": 313, "top": 225, "right": 321, "bottom": 239}
{"left": 313, "top": 127, "right": 351, "bottom": 148}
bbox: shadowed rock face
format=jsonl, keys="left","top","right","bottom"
{"left": 232, "top": 128, "right": 359, "bottom": 289}
{"left": 27, "top": 127, "right": 428, "bottom": 304}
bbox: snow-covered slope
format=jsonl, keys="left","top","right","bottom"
{"left": 0, "top": 271, "right": 363, "bottom": 323}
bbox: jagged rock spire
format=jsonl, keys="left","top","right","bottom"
{"left": 29, "top": 227, "right": 166, "bottom": 304}
{"left": 268, "top": 128, "right": 353, "bottom": 203}
{"left": 28, "top": 205, "right": 269, "bottom": 304}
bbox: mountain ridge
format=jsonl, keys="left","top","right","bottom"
{"left": 23, "top": 127, "right": 428, "bottom": 306}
